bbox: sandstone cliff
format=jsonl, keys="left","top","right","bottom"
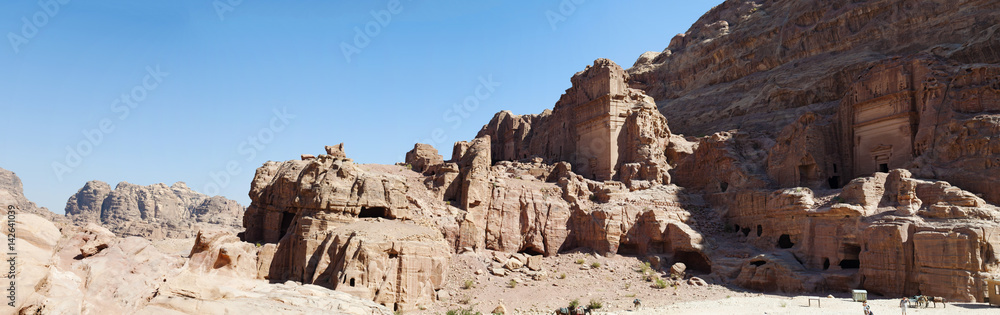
{"left": 0, "top": 167, "right": 61, "bottom": 221}
{"left": 65, "top": 180, "right": 245, "bottom": 239}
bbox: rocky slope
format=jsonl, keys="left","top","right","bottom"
{"left": 65, "top": 180, "right": 245, "bottom": 239}
{"left": 629, "top": 0, "right": 1000, "bottom": 136}
{"left": 0, "top": 171, "right": 392, "bottom": 314}
{"left": 0, "top": 167, "right": 61, "bottom": 221}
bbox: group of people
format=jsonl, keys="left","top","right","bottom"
{"left": 860, "top": 297, "right": 913, "bottom": 315}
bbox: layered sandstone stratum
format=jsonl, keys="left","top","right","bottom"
{"left": 6, "top": 0, "right": 1000, "bottom": 313}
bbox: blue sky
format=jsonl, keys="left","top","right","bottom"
{"left": 0, "top": 0, "right": 721, "bottom": 213}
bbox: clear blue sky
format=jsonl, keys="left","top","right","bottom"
{"left": 0, "top": 1, "right": 721, "bottom": 213}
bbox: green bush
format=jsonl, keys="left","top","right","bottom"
{"left": 654, "top": 278, "right": 668, "bottom": 289}
{"left": 590, "top": 262, "right": 601, "bottom": 268}
{"left": 446, "top": 307, "right": 482, "bottom": 315}
{"left": 462, "top": 279, "right": 474, "bottom": 290}
{"left": 588, "top": 299, "right": 603, "bottom": 309}
{"left": 569, "top": 299, "right": 580, "bottom": 309}
{"left": 575, "top": 258, "right": 585, "bottom": 264}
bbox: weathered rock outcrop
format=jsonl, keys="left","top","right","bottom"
{"left": 242, "top": 145, "right": 410, "bottom": 244}
{"left": 0, "top": 167, "right": 60, "bottom": 220}
{"left": 3, "top": 191, "right": 391, "bottom": 314}
{"left": 717, "top": 170, "right": 1000, "bottom": 302}
{"left": 629, "top": 0, "right": 1000, "bottom": 137}
{"left": 243, "top": 145, "right": 451, "bottom": 312}
{"left": 477, "top": 59, "right": 673, "bottom": 189}
{"left": 64, "top": 180, "right": 244, "bottom": 239}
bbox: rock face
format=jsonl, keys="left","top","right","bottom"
{"left": 243, "top": 145, "right": 450, "bottom": 312}
{"left": 64, "top": 180, "right": 244, "bottom": 239}
{"left": 242, "top": 146, "right": 411, "bottom": 244}
{"left": 714, "top": 170, "right": 1000, "bottom": 301}
{"left": 2, "top": 183, "right": 392, "bottom": 314}
{"left": 629, "top": 0, "right": 1000, "bottom": 137}
{"left": 606, "top": 0, "right": 1000, "bottom": 302}
{"left": 477, "top": 59, "right": 673, "bottom": 188}
{"left": 0, "top": 167, "right": 60, "bottom": 220}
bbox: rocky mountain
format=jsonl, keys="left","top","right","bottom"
{"left": 0, "top": 167, "right": 60, "bottom": 221}
{"left": 65, "top": 180, "right": 245, "bottom": 239}
{"left": 238, "top": 0, "right": 1000, "bottom": 309}
{"left": 8, "top": 0, "right": 1000, "bottom": 313}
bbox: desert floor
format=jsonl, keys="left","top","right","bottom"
{"left": 424, "top": 251, "right": 997, "bottom": 315}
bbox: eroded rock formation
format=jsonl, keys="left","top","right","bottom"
{"left": 64, "top": 180, "right": 245, "bottom": 239}
{"left": 0, "top": 171, "right": 392, "bottom": 315}
{"left": 477, "top": 59, "right": 673, "bottom": 189}
{"left": 0, "top": 167, "right": 61, "bottom": 221}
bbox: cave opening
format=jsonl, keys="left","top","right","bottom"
{"left": 879, "top": 163, "right": 889, "bottom": 173}
{"left": 828, "top": 176, "right": 841, "bottom": 189}
{"left": 675, "top": 251, "right": 712, "bottom": 273}
{"left": 741, "top": 227, "right": 751, "bottom": 237}
{"left": 777, "top": 234, "right": 795, "bottom": 249}
{"left": 840, "top": 244, "right": 862, "bottom": 269}
{"left": 733, "top": 224, "right": 741, "bottom": 234}
{"left": 350, "top": 278, "right": 356, "bottom": 287}
{"left": 616, "top": 243, "right": 640, "bottom": 256}
{"left": 750, "top": 261, "right": 766, "bottom": 267}
{"left": 798, "top": 163, "right": 816, "bottom": 185}
{"left": 720, "top": 181, "right": 729, "bottom": 192}
{"left": 359, "top": 206, "right": 390, "bottom": 219}
{"left": 757, "top": 225, "right": 763, "bottom": 237}
{"left": 279, "top": 211, "right": 296, "bottom": 237}
{"left": 519, "top": 246, "right": 545, "bottom": 257}
{"left": 839, "top": 259, "right": 860, "bottom": 269}
{"left": 823, "top": 258, "right": 830, "bottom": 270}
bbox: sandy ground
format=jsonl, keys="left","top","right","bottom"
{"left": 421, "top": 251, "right": 997, "bottom": 315}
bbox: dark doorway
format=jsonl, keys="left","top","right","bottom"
{"left": 720, "top": 181, "right": 729, "bottom": 192}
{"left": 733, "top": 224, "right": 741, "bottom": 234}
{"left": 799, "top": 163, "right": 816, "bottom": 185}
{"left": 777, "top": 234, "right": 795, "bottom": 249}
{"left": 359, "top": 206, "right": 390, "bottom": 218}
{"left": 757, "top": 225, "right": 763, "bottom": 237}
{"left": 828, "top": 176, "right": 841, "bottom": 189}
{"left": 839, "top": 259, "right": 860, "bottom": 269}
{"left": 823, "top": 258, "right": 830, "bottom": 270}
{"left": 617, "top": 243, "right": 640, "bottom": 256}
{"left": 675, "top": 251, "right": 712, "bottom": 273}
{"left": 879, "top": 163, "right": 889, "bottom": 173}
{"left": 350, "top": 278, "right": 356, "bottom": 287}
{"left": 840, "top": 243, "right": 862, "bottom": 269}
{"left": 279, "top": 212, "right": 296, "bottom": 237}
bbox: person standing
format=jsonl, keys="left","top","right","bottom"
{"left": 900, "top": 297, "right": 909, "bottom": 315}
{"left": 863, "top": 301, "right": 872, "bottom": 315}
